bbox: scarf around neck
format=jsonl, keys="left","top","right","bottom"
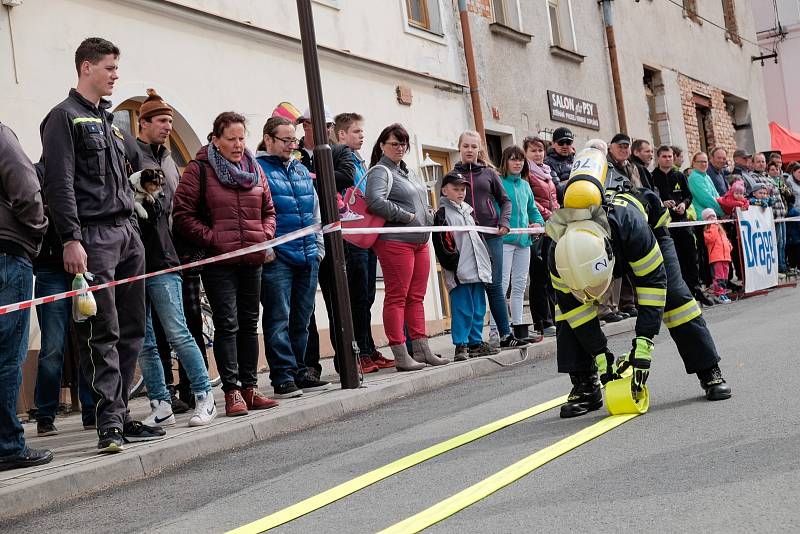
{"left": 528, "top": 161, "right": 553, "bottom": 182}
{"left": 207, "top": 142, "right": 260, "bottom": 189}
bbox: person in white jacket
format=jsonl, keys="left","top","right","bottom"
{"left": 432, "top": 173, "right": 494, "bottom": 361}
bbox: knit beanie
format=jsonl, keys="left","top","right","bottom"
{"left": 731, "top": 180, "right": 745, "bottom": 195}
{"left": 139, "top": 88, "right": 173, "bottom": 121}
{"left": 701, "top": 208, "right": 717, "bottom": 221}
{"left": 271, "top": 101, "right": 302, "bottom": 123}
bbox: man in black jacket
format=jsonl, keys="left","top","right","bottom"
{"left": 651, "top": 146, "right": 712, "bottom": 306}
{"left": 631, "top": 139, "right": 656, "bottom": 191}
{"left": 40, "top": 37, "right": 161, "bottom": 453}
{"left": 544, "top": 127, "right": 574, "bottom": 183}
{"left": 296, "top": 107, "right": 356, "bottom": 378}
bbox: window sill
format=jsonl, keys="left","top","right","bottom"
{"left": 404, "top": 22, "right": 446, "bottom": 45}
{"left": 549, "top": 45, "right": 585, "bottom": 64}
{"left": 489, "top": 22, "right": 532, "bottom": 44}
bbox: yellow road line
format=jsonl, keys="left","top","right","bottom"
{"left": 227, "top": 395, "right": 567, "bottom": 534}
{"left": 378, "top": 414, "right": 640, "bottom": 534}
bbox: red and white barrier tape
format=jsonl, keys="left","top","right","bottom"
{"left": 2, "top": 213, "right": 798, "bottom": 315}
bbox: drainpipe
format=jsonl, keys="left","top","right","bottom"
{"left": 458, "top": 0, "right": 486, "bottom": 142}
{"left": 601, "top": 0, "right": 627, "bottom": 133}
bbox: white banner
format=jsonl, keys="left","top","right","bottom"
{"left": 737, "top": 206, "right": 779, "bottom": 293}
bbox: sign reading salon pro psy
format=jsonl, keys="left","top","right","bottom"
{"left": 547, "top": 91, "right": 600, "bottom": 130}
{"left": 736, "top": 206, "right": 778, "bottom": 293}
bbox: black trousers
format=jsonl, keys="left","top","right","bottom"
{"left": 201, "top": 264, "right": 261, "bottom": 392}
{"left": 670, "top": 226, "right": 700, "bottom": 290}
{"left": 76, "top": 221, "right": 145, "bottom": 432}
{"left": 529, "top": 236, "right": 555, "bottom": 330}
{"left": 555, "top": 233, "right": 720, "bottom": 375}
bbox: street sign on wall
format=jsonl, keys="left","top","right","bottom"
{"left": 736, "top": 206, "right": 778, "bottom": 293}
{"left": 547, "top": 90, "right": 600, "bottom": 130}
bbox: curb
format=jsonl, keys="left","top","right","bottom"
{"left": 0, "top": 319, "right": 636, "bottom": 521}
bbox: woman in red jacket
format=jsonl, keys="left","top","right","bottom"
{"left": 173, "top": 112, "right": 277, "bottom": 417}
{"left": 524, "top": 136, "right": 559, "bottom": 337}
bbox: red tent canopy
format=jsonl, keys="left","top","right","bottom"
{"left": 769, "top": 121, "right": 800, "bottom": 163}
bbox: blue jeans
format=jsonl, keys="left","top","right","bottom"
{"left": 139, "top": 273, "right": 211, "bottom": 401}
{"left": 261, "top": 256, "right": 319, "bottom": 387}
{"left": 0, "top": 253, "right": 32, "bottom": 457}
{"left": 776, "top": 222, "right": 786, "bottom": 272}
{"left": 449, "top": 283, "right": 486, "bottom": 346}
{"left": 484, "top": 236, "right": 511, "bottom": 337}
{"left": 33, "top": 268, "right": 71, "bottom": 422}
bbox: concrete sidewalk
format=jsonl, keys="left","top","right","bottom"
{"left": 0, "top": 320, "right": 636, "bottom": 520}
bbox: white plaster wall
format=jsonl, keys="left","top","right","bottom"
{"left": 0, "top": 0, "right": 472, "bottom": 335}
{"left": 467, "top": 1, "right": 619, "bottom": 147}
{"left": 611, "top": 0, "right": 771, "bottom": 151}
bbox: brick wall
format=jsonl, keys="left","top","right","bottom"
{"left": 677, "top": 74, "right": 737, "bottom": 157}
{"left": 466, "top": 0, "right": 492, "bottom": 19}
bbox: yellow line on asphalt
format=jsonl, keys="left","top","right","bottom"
{"left": 226, "top": 395, "right": 567, "bottom": 534}
{"left": 378, "top": 414, "right": 640, "bottom": 534}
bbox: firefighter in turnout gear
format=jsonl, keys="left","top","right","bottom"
{"left": 548, "top": 146, "right": 731, "bottom": 418}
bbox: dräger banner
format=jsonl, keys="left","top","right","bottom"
{"left": 737, "top": 206, "right": 778, "bottom": 293}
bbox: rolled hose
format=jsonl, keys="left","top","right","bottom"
{"left": 605, "top": 375, "right": 649, "bottom": 415}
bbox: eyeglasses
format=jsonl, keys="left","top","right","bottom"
{"left": 508, "top": 156, "right": 525, "bottom": 162}
{"left": 271, "top": 135, "right": 299, "bottom": 145}
{"left": 384, "top": 141, "right": 407, "bottom": 150}
{"left": 556, "top": 139, "right": 573, "bottom": 146}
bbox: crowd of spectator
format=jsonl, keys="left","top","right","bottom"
{"left": 2, "top": 36, "right": 799, "bottom": 472}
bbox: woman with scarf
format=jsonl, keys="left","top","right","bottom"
{"left": 443, "top": 131, "right": 528, "bottom": 350}
{"left": 524, "top": 136, "right": 559, "bottom": 337}
{"left": 173, "top": 112, "right": 277, "bottom": 417}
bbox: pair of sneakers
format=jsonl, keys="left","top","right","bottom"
{"left": 274, "top": 374, "right": 332, "bottom": 399}
{"left": 97, "top": 420, "right": 166, "bottom": 454}
{"left": 143, "top": 391, "right": 219, "bottom": 428}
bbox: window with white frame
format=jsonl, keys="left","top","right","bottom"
{"left": 547, "top": 0, "right": 576, "bottom": 51}
{"left": 493, "top": 0, "right": 522, "bottom": 30}
{"left": 405, "top": 0, "right": 443, "bottom": 34}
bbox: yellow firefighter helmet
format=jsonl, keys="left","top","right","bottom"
{"left": 554, "top": 219, "right": 615, "bottom": 303}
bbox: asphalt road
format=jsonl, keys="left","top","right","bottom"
{"left": 3, "top": 287, "right": 799, "bottom": 533}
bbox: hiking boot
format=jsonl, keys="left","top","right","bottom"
{"left": 697, "top": 365, "right": 732, "bottom": 401}
{"left": 224, "top": 389, "right": 249, "bottom": 415}
{"left": 560, "top": 373, "right": 603, "bottom": 418}
{"left": 168, "top": 386, "right": 190, "bottom": 414}
{"left": 123, "top": 420, "right": 166, "bottom": 442}
{"left": 143, "top": 399, "right": 175, "bottom": 427}
{"left": 371, "top": 350, "right": 396, "bottom": 369}
{"left": 273, "top": 381, "right": 304, "bottom": 399}
{"left": 295, "top": 375, "right": 332, "bottom": 392}
{"left": 390, "top": 344, "right": 425, "bottom": 371}
{"left": 454, "top": 344, "right": 469, "bottom": 361}
{"left": 0, "top": 447, "right": 54, "bottom": 470}
{"left": 499, "top": 334, "right": 529, "bottom": 349}
{"left": 36, "top": 419, "right": 59, "bottom": 437}
{"left": 468, "top": 342, "right": 500, "bottom": 358}
{"left": 359, "top": 355, "right": 380, "bottom": 374}
{"left": 97, "top": 428, "right": 124, "bottom": 454}
{"left": 189, "top": 391, "right": 218, "bottom": 426}
{"left": 242, "top": 386, "right": 279, "bottom": 410}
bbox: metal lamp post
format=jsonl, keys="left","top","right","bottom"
{"left": 296, "top": 0, "right": 359, "bottom": 389}
{"left": 420, "top": 153, "right": 443, "bottom": 192}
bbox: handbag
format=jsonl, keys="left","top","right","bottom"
{"left": 342, "top": 164, "right": 393, "bottom": 248}
{"left": 174, "top": 160, "right": 210, "bottom": 267}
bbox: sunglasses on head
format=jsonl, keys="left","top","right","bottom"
{"left": 556, "top": 139, "right": 573, "bottom": 146}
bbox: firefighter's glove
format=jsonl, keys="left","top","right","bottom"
{"left": 629, "top": 336, "right": 654, "bottom": 393}
{"left": 593, "top": 349, "right": 619, "bottom": 385}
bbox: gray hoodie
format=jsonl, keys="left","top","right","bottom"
{"left": 785, "top": 175, "right": 800, "bottom": 211}
{"left": 365, "top": 155, "right": 432, "bottom": 243}
{"left": 436, "top": 198, "right": 492, "bottom": 292}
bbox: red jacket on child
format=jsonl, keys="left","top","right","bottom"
{"left": 716, "top": 188, "right": 749, "bottom": 216}
{"left": 704, "top": 223, "right": 732, "bottom": 263}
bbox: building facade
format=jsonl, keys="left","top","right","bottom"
{"left": 753, "top": 0, "right": 800, "bottom": 132}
